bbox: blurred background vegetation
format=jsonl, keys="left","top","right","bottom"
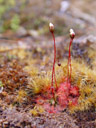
{"left": 0, "top": 0, "right": 96, "bottom": 37}
{"left": 0, "top": 0, "right": 68, "bottom": 36}
{"left": 0, "top": 0, "right": 26, "bottom": 32}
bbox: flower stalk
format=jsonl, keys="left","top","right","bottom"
{"left": 67, "top": 29, "right": 75, "bottom": 84}
{"left": 49, "top": 23, "right": 58, "bottom": 100}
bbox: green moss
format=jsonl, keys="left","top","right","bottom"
{"left": 0, "top": 0, "right": 25, "bottom": 32}
{"left": 10, "top": 14, "right": 20, "bottom": 31}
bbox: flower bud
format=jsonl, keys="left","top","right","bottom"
{"left": 49, "top": 23, "right": 54, "bottom": 33}
{"left": 70, "top": 29, "right": 75, "bottom": 39}
{"left": 58, "top": 61, "right": 61, "bottom": 66}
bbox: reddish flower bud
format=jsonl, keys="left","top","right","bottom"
{"left": 70, "top": 29, "right": 75, "bottom": 39}
{"left": 58, "top": 61, "right": 61, "bottom": 66}
{"left": 49, "top": 23, "right": 54, "bottom": 33}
